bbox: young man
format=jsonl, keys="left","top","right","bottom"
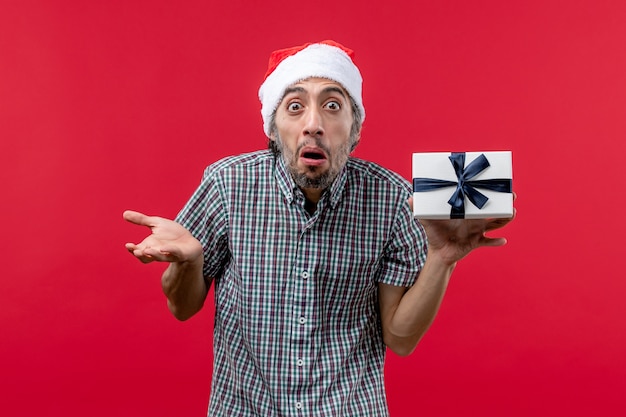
{"left": 124, "top": 40, "right": 514, "bottom": 416}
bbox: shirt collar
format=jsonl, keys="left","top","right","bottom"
{"left": 274, "top": 154, "right": 348, "bottom": 210}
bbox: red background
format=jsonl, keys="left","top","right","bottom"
{"left": 2, "top": 1, "right": 625, "bottom": 416}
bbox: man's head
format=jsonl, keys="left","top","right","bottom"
{"left": 259, "top": 40, "right": 365, "bottom": 138}
{"left": 258, "top": 41, "right": 365, "bottom": 195}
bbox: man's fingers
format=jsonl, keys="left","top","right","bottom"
{"left": 125, "top": 244, "right": 170, "bottom": 264}
{"left": 123, "top": 210, "right": 155, "bottom": 227}
{"left": 127, "top": 242, "right": 183, "bottom": 262}
{"left": 480, "top": 236, "right": 508, "bottom": 247}
{"left": 125, "top": 244, "right": 156, "bottom": 264}
{"left": 484, "top": 210, "right": 516, "bottom": 232}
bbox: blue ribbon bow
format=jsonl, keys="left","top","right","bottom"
{"left": 413, "top": 153, "right": 512, "bottom": 218}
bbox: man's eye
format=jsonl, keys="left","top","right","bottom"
{"left": 325, "top": 101, "right": 341, "bottom": 110}
{"left": 288, "top": 102, "right": 302, "bottom": 111}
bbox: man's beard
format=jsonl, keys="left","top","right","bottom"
{"left": 272, "top": 134, "right": 354, "bottom": 190}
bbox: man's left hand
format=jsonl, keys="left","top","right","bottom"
{"left": 409, "top": 196, "right": 516, "bottom": 266}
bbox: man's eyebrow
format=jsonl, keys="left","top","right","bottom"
{"left": 282, "top": 86, "right": 306, "bottom": 96}
{"left": 281, "top": 85, "right": 348, "bottom": 98}
{"left": 322, "top": 86, "right": 347, "bottom": 98}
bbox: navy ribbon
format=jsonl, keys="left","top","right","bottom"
{"left": 413, "top": 153, "right": 512, "bottom": 218}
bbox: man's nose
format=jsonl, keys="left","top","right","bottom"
{"left": 302, "top": 107, "right": 324, "bottom": 137}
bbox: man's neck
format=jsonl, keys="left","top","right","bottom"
{"left": 301, "top": 187, "right": 323, "bottom": 215}
{"left": 301, "top": 187, "right": 323, "bottom": 205}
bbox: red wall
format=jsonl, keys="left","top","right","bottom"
{"left": 2, "top": 1, "right": 625, "bottom": 416}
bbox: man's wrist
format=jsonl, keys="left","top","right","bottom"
{"left": 425, "top": 249, "right": 458, "bottom": 273}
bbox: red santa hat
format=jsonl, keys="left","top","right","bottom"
{"left": 258, "top": 40, "right": 365, "bottom": 137}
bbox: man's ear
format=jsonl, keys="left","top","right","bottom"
{"left": 268, "top": 123, "right": 277, "bottom": 142}
{"left": 350, "top": 130, "right": 361, "bottom": 152}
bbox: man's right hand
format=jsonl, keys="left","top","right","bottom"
{"left": 123, "top": 210, "right": 203, "bottom": 265}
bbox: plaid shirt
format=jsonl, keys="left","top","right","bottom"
{"left": 176, "top": 150, "right": 427, "bottom": 416}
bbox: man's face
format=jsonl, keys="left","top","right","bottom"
{"left": 271, "top": 78, "right": 360, "bottom": 192}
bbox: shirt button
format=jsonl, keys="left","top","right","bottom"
{"left": 298, "top": 317, "right": 307, "bottom": 324}
{"left": 295, "top": 402, "right": 303, "bottom": 410}
{"left": 296, "top": 359, "right": 304, "bottom": 367}
{"left": 301, "top": 270, "right": 309, "bottom": 279}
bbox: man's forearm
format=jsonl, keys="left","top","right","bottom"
{"left": 384, "top": 253, "right": 456, "bottom": 356}
{"left": 161, "top": 259, "right": 208, "bottom": 321}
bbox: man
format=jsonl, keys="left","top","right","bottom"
{"left": 124, "top": 40, "right": 514, "bottom": 416}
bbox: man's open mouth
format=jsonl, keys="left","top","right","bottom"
{"left": 300, "top": 147, "right": 328, "bottom": 164}
{"left": 303, "top": 151, "right": 325, "bottom": 160}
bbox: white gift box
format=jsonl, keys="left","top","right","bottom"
{"left": 412, "top": 151, "right": 513, "bottom": 219}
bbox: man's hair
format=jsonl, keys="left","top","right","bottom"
{"left": 268, "top": 96, "right": 363, "bottom": 156}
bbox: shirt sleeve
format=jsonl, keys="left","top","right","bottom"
{"left": 377, "top": 196, "right": 428, "bottom": 288}
{"left": 175, "top": 164, "right": 230, "bottom": 280}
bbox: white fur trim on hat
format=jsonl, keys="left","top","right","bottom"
{"left": 258, "top": 43, "right": 365, "bottom": 137}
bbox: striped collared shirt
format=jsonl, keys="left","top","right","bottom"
{"left": 176, "top": 150, "right": 427, "bottom": 416}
